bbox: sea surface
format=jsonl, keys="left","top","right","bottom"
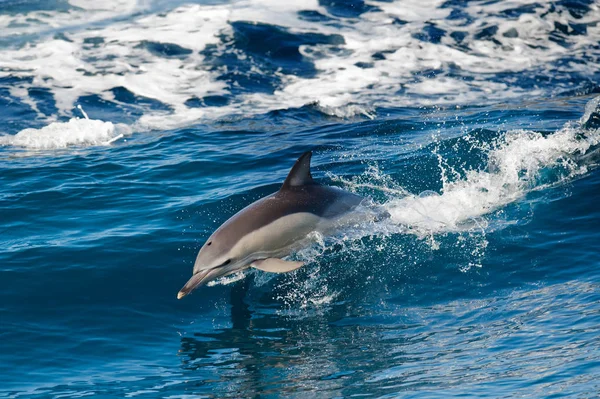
{"left": 2, "top": 0, "right": 600, "bottom": 397}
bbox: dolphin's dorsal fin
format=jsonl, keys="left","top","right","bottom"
{"left": 281, "top": 151, "right": 314, "bottom": 190}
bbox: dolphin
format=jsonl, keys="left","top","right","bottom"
{"left": 177, "top": 151, "right": 364, "bottom": 299}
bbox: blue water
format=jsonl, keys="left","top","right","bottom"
{"left": 2, "top": 0, "right": 600, "bottom": 397}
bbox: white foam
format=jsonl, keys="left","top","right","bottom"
{"left": 1, "top": 0, "right": 598, "bottom": 132}
{"left": 0, "top": 0, "right": 143, "bottom": 39}
{"left": 0, "top": 3, "right": 230, "bottom": 128}
{"left": 384, "top": 122, "right": 600, "bottom": 235}
{"left": 0, "top": 115, "right": 131, "bottom": 150}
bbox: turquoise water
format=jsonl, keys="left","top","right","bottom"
{"left": 1, "top": 1, "right": 600, "bottom": 397}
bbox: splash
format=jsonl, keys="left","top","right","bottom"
{"left": 384, "top": 121, "right": 599, "bottom": 236}
{"left": 281, "top": 97, "right": 600, "bottom": 299}
{"left": 207, "top": 270, "right": 248, "bottom": 287}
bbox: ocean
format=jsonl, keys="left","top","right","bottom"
{"left": 1, "top": 0, "right": 600, "bottom": 397}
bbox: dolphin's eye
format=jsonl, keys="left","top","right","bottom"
{"left": 207, "top": 241, "right": 212, "bottom": 246}
{"left": 223, "top": 259, "right": 231, "bottom": 266}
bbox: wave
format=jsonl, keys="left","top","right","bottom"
{"left": 215, "top": 96, "right": 600, "bottom": 305}
{"left": 317, "top": 96, "right": 600, "bottom": 238}
{"left": 0, "top": 0, "right": 599, "bottom": 136}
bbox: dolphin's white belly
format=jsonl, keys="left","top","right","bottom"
{"left": 230, "top": 212, "right": 324, "bottom": 263}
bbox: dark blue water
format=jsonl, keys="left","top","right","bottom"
{"left": 2, "top": 1, "right": 600, "bottom": 397}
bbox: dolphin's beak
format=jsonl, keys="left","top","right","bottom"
{"left": 177, "top": 268, "right": 225, "bottom": 299}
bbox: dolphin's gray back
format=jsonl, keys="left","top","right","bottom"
{"left": 211, "top": 184, "right": 363, "bottom": 250}
{"left": 277, "top": 184, "right": 363, "bottom": 219}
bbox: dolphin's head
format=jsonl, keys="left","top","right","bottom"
{"left": 177, "top": 227, "right": 244, "bottom": 299}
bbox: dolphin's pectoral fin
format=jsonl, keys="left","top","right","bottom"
{"left": 251, "top": 258, "right": 304, "bottom": 273}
